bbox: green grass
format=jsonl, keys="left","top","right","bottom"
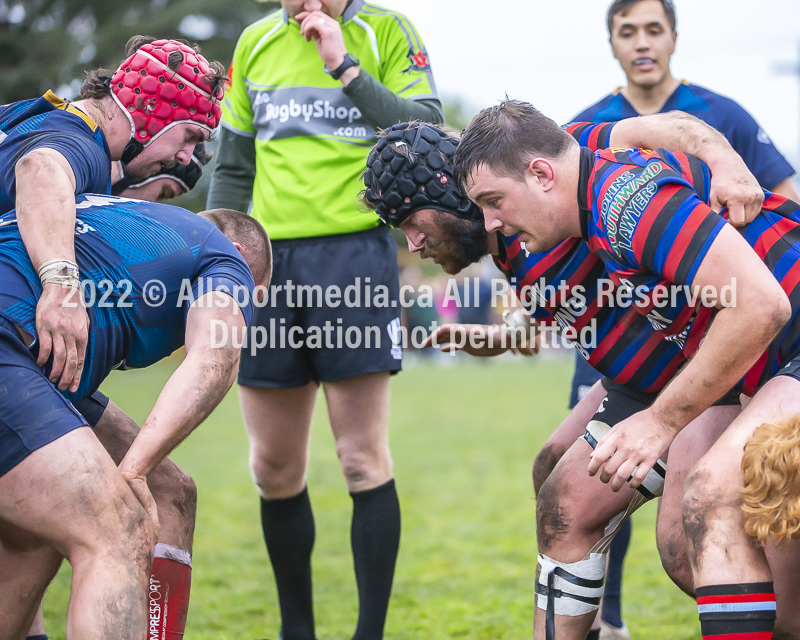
{"left": 41, "top": 357, "right": 700, "bottom": 639}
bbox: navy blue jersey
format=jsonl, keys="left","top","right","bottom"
{"left": 0, "top": 91, "right": 112, "bottom": 211}
{"left": 571, "top": 81, "right": 795, "bottom": 191}
{"left": 0, "top": 194, "right": 255, "bottom": 401}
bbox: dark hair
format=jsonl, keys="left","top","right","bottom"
{"left": 202, "top": 209, "right": 273, "bottom": 287}
{"left": 606, "top": 0, "right": 676, "bottom": 34}
{"left": 453, "top": 99, "right": 574, "bottom": 189}
{"left": 80, "top": 35, "right": 227, "bottom": 100}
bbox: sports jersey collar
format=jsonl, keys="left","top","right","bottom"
{"left": 42, "top": 90, "right": 100, "bottom": 132}
{"left": 281, "top": 0, "right": 362, "bottom": 25}
{"left": 577, "top": 147, "right": 595, "bottom": 241}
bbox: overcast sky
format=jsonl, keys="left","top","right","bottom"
{"left": 387, "top": 0, "right": 800, "bottom": 168}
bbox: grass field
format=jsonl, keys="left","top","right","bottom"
{"left": 41, "top": 356, "right": 701, "bottom": 639}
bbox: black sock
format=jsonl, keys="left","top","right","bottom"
{"left": 586, "top": 629, "right": 600, "bottom": 640}
{"left": 261, "top": 488, "right": 316, "bottom": 640}
{"left": 601, "top": 518, "right": 631, "bottom": 628}
{"left": 26, "top": 636, "right": 48, "bottom": 640}
{"left": 350, "top": 479, "right": 401, "bottom": 640}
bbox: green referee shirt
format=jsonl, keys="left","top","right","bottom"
{"left": 221, "top": 0, "right": 439, "bottom": 239}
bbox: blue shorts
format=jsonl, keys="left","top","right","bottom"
{"left": 569, "top": 350, "right": 605, "bottom": 409}
{"left": 0, "top": 317, "right": 88, "bottom": 477}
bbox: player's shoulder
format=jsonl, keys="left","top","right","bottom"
{"left": 355, "top": 1, "right": 424, "bottom": 39}
{"left": 235, "top": 9, "right": 287, "bottom": 53}
{"left": 572, "top": 90, "right": 620, "bottom": 123}
{"left": 680, "top": 82, "right": 752, "bottom": 121}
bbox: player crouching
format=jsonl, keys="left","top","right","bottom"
{"left": 0, "top": 195, "right": 270, "bottom": 640}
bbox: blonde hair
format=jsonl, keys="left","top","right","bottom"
{"left": 742, "top": 414, "right": 800, "bottom": 546}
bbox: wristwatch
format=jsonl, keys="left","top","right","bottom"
{"left": 325, "top": 53, "right": 360, "bottom": 81}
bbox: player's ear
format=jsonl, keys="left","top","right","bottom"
{"left": 232, "top": 241, "right": 244, "bottom": 257}
{"left": 528, "top": 158, "right": 556, "bottom": 192}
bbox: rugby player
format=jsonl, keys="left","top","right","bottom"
{"left": 0, "top": 194, "right": 269, "bottom": 640}
{"left": 208, "top": 1, "right": 442, "bottom": 638}
{"left": 454, "top": 100, "right": 800, "bottom": 640}
{"left": 361, "top": 119, "right": 796, "bottom": 640}
{"left": 1, "top": 38, "right": 225, "bottom": 640}
{"left": 570, "top": 3, "right": 798, "bottom": 630}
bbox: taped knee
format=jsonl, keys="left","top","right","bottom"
{"left": 535, "top": 553, "right": 606, "bottom": 639}
{"left": 583, "top": 419, "right": 666, "bottom": 499}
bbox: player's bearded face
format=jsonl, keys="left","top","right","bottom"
{"left": 609, "top": 0, "right": 677, "bottom": 90}
{"left": 401, "top": 210, "right": 488, "bottom": 275}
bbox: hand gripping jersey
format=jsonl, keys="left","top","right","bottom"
{"left": 579, "top": 146, "right": 800, "bottom": 396}
{"left": 0, "top": 194, "right": 255, "bottom": 401}
{"left": 0, "top": 91, "right": 112, "bottom": 213}
{"left": 222, "top": 0, "right": 438, "bottom": 239}
{"left": 571, "top": 81, "right": 794, "bottom": 191}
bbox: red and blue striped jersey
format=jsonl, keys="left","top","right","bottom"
{"left": 579, "top": 144, "right": 800, "bottom": 395}
{"left": 492, "top": 233, "right": 688, "bottom": 393}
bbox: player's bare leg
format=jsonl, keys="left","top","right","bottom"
{"left": 534, "top": 438, "right": 636, "bottom": 640}
{"left": 324, "top": 372, "right": 397, "bottom": 640}
{"left": 0, "top": 427, "right": 153, "bottom": 640}
{"left": 655, "top": 405, "right": 741, "bottom": 595}
{"left": 682, "top": 376, "right": 800, "bottom": 638}
{"left": 94, "top": 400, "right": 197, "bottom": 551}
{"left": 24, "top": 399, "right": 199, "bottom": 640}
{"left": 533, "top": 381, "right": 607, "bottom": 496}
{"left": 241, "top": 382, "right": 319, "bottom": 640}
{"left": 0, "top": 520, "right": 62, "bottom": 639}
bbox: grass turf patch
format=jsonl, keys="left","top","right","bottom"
{"left": 41, "top": 357, "right": 700, "bottom": 638}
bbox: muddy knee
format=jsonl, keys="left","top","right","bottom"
{"left": 533, "top": 443, "right": 564, "bottom": 497}
{"left": 337, "top": 446, "right": 391, "bottom": 490}
{"left": 682, "top": 465, "right": 738, "bottom": 567}
{"left": 148, "top": 460, "right": 197, "bottom": 524}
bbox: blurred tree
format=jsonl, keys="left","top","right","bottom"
{"left": 442, "top": 95, "right": 476, "bottom": 132}
{"left": 0, "top": 0, "right": 279, "bottom": 104}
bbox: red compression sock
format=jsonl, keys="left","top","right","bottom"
{"left": 148, "top": 543, "right": 192, "bottom": 640}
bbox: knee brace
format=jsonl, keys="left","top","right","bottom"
{"left": 535, "top": 553, "right": 606, "bottom": 640}
{"left": 582, "top": 419, "right": 667, "bottom": 499}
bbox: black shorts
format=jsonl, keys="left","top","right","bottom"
{"left": 775, "top": 350, "right": 800, "bottom": 384}
{"left": 591, "top": 382, "right": 742, "bottom": 428}
{"left": 239, "top": 225, "right": 403, "bottom": 388}
{"left": 569, "top": 350, "right": 606, "bottom": 409}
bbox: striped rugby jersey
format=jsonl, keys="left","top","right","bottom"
{"left": 579, "top": 145, "right": 800, "bottom": 395}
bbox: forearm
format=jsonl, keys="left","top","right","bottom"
{"left": 650, "top": 304, "right": 787, "bottom": 431}
{"left": 343, "top": 70, "right": 444, "bottom": 130}
{"left": 119, "top": 344, "right": 239, "bottom": 476}
{"left": 609, "top": 112, "right": 734, "bottom": 165}
{"left": 15, "top": 152, "right": 78, "bottom": 269}
{"left": 206, "top": 128, "right": 256, "bottom": 212}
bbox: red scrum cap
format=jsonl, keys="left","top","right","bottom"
{"left": 110, "top": 39, "right": 223, "bottom": 162}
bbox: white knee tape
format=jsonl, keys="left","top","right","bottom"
{"left": 535, "top": 553, "right": 606, "bottom": 616}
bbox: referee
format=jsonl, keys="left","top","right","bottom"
{"left": 207, "top": 2, "right": 443, "bottom": 639}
